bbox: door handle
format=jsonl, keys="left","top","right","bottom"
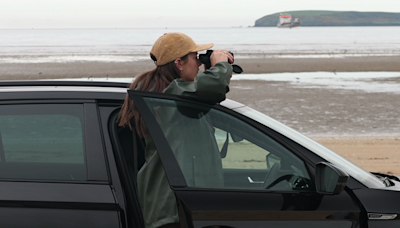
{"left": 247, "top": 176, "right": 264, "bottom": 184}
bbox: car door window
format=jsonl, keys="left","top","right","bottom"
{"left": 142, "top": 97, "right": 313, "bottom": 191}
{"left": 0, "top": 104, "right": 86, "bottom": 181}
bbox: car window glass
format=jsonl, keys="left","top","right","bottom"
{"left": 143, "top": 97, "right": 313, "bottom": 191}
{"left": 0, "top": 104, "right": 86, "bottom": 181}
{"left": 241, "top": 108, "right": 385, "bottom": 188}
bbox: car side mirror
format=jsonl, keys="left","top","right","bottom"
{"left": 315, "top": 162, "right": 349, "bottom": 195}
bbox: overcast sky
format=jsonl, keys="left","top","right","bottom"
{"left": 2, "top": 0, "right": 400, "bottom": 29}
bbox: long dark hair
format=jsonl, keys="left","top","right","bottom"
{"left": 118, "top": 56, "right": 187, "bottom": 137}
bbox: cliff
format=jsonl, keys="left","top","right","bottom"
{"left": 255, "top": 10, "right": 400, "bottom": 27}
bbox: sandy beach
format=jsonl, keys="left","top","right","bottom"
{"left": 1, "top": 55, "right": 400, "bottom": 175}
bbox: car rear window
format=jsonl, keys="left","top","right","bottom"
{"left": 0, "top": 104, "right": 86, "bottom": 181}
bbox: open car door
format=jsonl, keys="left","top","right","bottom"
{"left": 129, "top": 90, "right": 363, "bottom": 228}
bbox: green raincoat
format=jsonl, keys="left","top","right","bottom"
{"left": 137, "top": 62, "right": 233, "bottom": 228}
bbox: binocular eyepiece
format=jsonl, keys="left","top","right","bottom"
{"left": 199, "top": 50, "right": 243, "bottom": 74}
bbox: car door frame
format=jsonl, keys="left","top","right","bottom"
{"left": 99, "top": 103, "right": 145, "bottom": 228}
{"left": 129, "top": 90, "right": 366, "bottom": 228}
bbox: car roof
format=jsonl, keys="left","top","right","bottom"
{"left": 0, "top": 80, "right": 246, "bottom": 109}
{"left": 0, "top": 80, "right": 129, "bottom": 100}
{"left": 0, "top": 80, "right": 129, "bottom": 91}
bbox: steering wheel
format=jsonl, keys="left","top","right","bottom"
{"left": 265, "top": 174, "right": 311, "bottom": 190}
{"left": 292, "top": 176, "right": 310, "bottom": 190}
{"left": 263, "top": 163, "right": 281, "bottom": 189}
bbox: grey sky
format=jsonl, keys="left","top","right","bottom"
{"left": 2, "top": 0, "right": 400, "bottom": 29}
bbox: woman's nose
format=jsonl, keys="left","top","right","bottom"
{"left": 196, "top": 59, "right": 201, "bottom": 67}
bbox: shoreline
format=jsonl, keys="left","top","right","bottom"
{"left": 1, "top": 56, "right": 400, "bottom": 80}
{"left": 235, "top": 56, "right": 400, "bottom": 73}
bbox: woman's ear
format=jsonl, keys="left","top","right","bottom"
{"left": 174, "top": 58, "right": 183, "bottom": 71}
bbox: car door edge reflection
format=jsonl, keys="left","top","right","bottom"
{"left": 129, "top": 94, "right": 187, "bottom": 187}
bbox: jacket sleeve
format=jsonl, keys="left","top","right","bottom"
{"left": 163, "top": 62, "right": 233, "bottom": 104}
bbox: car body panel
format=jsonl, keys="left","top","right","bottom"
{"left": 0, "top": 180, "right": 119, "bottom": 227}
{"left": 176, "top": 190, "right": 361, "bottom": 228}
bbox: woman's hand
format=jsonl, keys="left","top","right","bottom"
{"left": 210, "top": 49, "right": 234, "bottom": 67}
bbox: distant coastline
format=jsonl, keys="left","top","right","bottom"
{"left": 255, "top": 10, "right": 400, "bottom": 27}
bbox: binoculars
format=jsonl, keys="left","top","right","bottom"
{"left": 199, "top": 50, "right": 243, "bottom": 74}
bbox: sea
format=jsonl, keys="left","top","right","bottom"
{"left": 1, "top": 27, "right": 399, "bottom": 136}
{"left": 1, "top": 26, "right": 400, "bottom": 94}
{"left": 1, "top": 26, "right": 400, "bottom": 63}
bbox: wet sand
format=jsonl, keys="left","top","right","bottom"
{"left": 1, "top": 56, "right": 400, "bottom": 175}
{"left": 226, "top": 78, "right": 400, "bottom": 175}
{"left": 313, "top": 137, "right": 400, "bottom": 175}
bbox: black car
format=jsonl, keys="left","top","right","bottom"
{"left": 0, "top": 80, "right": 398, "bottom": 228}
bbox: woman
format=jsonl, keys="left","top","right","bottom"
{"left": 118, "top": 32, "right": 233, "bottom": 228}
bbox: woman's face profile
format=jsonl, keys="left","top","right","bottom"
{"left": 180, "top": 52, "right": 201, "bottom": 82}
